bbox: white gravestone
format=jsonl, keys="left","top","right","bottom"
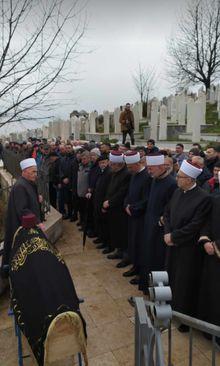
{"left": 177, "top": 93, "right": 187, "bottom": 125}
{"left": 186, "top": 97, "right": 194, "bottom": 133}
{"left": 159, "top": 104, "right": 167, "bottom": 140}
{"left": 167, "top": 95, "right": 172, "bottom": 118}
{"left": 71, "top": 115, "right": 81, "bottom": 140}
{"left": 192, "top": 102, "right": 202, "bottom": 142}
{"left": 171, "top": 96, "right": 177, "bottom": 123}
{"left": 89, "top": 111, "right": 98, "bottom": 134}
{"left": 150, "top": 98, "right": 159, "bottom": 140}
{"left": 197, "top": 90, "right": 206, "bottom": 124}
{"left": 114, "top": 107, "right": 121, "bottom": 133}
{"left": 103, "top": 110, "right": 110, "bottom": 134}
{"left": 132, "top": 102, "right": 140, "bottom": 132}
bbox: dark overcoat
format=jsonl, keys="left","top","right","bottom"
{"left": 164, "top": 186, "right": 212, "bottom": 316}
{"left": 124, "top": 168, "right": 151, "bottom": 265}
{"left": 3, "top": 176, "right": 41, "bottom": 267}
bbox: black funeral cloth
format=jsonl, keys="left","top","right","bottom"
{"left": 198, "top": 195, "right": 220, "bottom": 325}
{"left": 164, "top": 186, "right": 212, "bottom": 317}
{"left": 140, "top": 174, "right": 177, "bottom": 269}
{"left": 105, "top": 166, "right": 131, "bottom": 251}
{"left": 124, "top": 168, "right": 152, "bottom": 265}
{"left": 3, "top": 176, "right": 41, "bottom": 268}
{"left": 9, "top": 226, "right": 85, "bottom": 366}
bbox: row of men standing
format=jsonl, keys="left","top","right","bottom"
{"left": 79, "top": 149, "right": 219, "bottom": 335}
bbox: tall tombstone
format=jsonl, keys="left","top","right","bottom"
{"left": 186, "top": 97, "right": 194, "bottom": 133}
{"left": 52, "top": 121, "right": 61, "bottom": 139}
{"left": 171, "top": 95, "right": 177, "bottom": 123}
{"left": 60, "top": 120, "right": 71, "bottom": 141}
{"left": 48, "top": 121, "right": 53, "bottom": 138}
{"left": 177, "top": 93, "right": 187, "bottom": 125}
{"left": 103, "top": 110, "right": 110, "bottom": 134}
{"left": 71, "top": 115, "right": 81, "bottom": 140}
{"left": 192, "top": 101, "right": 202, "bottom": 142}
{"left": 89, "top": 111, "right": 98, "bottom": 134}
{"left": 114, "top": 107, "right": 121, "bottom": 133}
{"left": 167, "top": 95, "right": 172, "bottom": 118}
{"left": 208, "top": 85, "right": 216, "bottom": 104}
{"left": 84, "top": 117, "right": 90, "bottom": 133}
{"left": 159, "top": 104, "right": 167, "bottom": 140}
{"left": 150, "top": 98, "right": 159, "bottom": 140}
{"left": 138, "top": 101, "right": 143, "bottom": 119}
{"left": 132, "top": 102, "right": 140, "bottom": 132}
{"left": 198, "top": 90, "right": 206, "bottom": 124}
{"left": 42, "top": 125, "right": 49, "bottom": 139}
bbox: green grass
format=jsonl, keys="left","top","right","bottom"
{"left": 206, "top": 102, "right": 220, "bottom": 125}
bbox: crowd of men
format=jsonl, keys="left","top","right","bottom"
{"left": 1, "top": 137, "right": 220, "bottom": 340}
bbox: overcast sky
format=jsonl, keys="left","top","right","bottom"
{"left": 1, "top": 0, "right": 188, "bottom": 134}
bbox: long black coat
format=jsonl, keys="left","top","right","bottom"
{"left": 164, "top": 186, "right": 212, "bottom": 316}
{"left": 198, "top": 195, "right": 220, "bottom": 325}
{"left": 105, "top": 166, "right": 131, "bottom": 250}
{"left": 141, "top": 174, "right": 177, "bottom": 269}
{"left": 124, "top": 168, "right": 152, "bottom": 265}
{"left": 3, "top": 177, "right": 41, "bottom": 267}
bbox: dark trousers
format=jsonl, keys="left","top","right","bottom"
{"left": 49, "top": 182, "right": 57, "bottom": 209}
{"left": 122, "top": 130, "right": 135, "bottom": 145}
{"left": 58, "top": 187, "right": 65, "bottom": 214}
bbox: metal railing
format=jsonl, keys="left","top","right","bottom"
{"left": 134, "top": 271, "right": 220, "bottom": 366}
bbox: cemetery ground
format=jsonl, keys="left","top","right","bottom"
{"left": 0, "top": 221, "right": 219, "bottom": 366}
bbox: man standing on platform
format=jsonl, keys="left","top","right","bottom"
{"left": 139, "top": 154, "right": 177, "bottom": 294}
{"left": 119, "top": 103, "right": 135, "bottom": 145}
{"left": 2, "top": 158, "right": 43, "bottom": 269}
{"left": 164, "top": 160, "right": 211, "bottom": 331}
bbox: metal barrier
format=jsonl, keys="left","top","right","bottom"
{"left": 134, "top": 271, "right": 220, "bottom": 366}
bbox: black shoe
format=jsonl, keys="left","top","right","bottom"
{"left": 96, "top": 244, "right": 106, "bottom": 249}
{"left": 62, "top": 214, "right": 69, "bottom": 220}
{"left": 76, "top": 221, "right": 82, "bottom": 226}
{"left": 102, "top": 247, "right": 113, "bottom": 254}
{"left": 178, "top": 324, "right": 189, "bottom": 333}
{"left": 70, "top": 216, "right": 78, "bottom": 222}
{"left": 87, "top": 231, "right": 96, "bottom": 238}
{"left": 130, "top": 277, "right": 139, "bottom": 285}
{"left": 78, "top": 227, "right": 83, "bottom": 232}
{"left": 93, "top": 238, "right": 102, "bottom": 244}
{"left": 123, "top": 267, "right": 137, "bottom": 277}
{"left": 128, "top": 296, "right": 135, "bottom": 308}
{"left": 116, "top": 260, "right": 130, "bottom": 268}
{"left": 107, "top": 252, "right": 123, "bottom": 260}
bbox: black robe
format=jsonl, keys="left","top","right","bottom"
{"left": 93, "top": 166, "right": 112, "bottom": 245}
{"left": 105, "top": 166, "right": 131, "bottom": 251}
{"left": 9, "top": 226, "right": 86, "bottom": 366}
{"left": 164, "top": 185, "right": 212, "bottom": 317}
{"left": 139, "top": 174, "right": 177, "bottom": 292}
{"left": 198, "top": 195, "right": 220, "bottom": 326}
{"left": 124, "top": 168, "right": 152, "bottom": 266}
{"left": 3, "top": 176, "right": 41, "bottom": 268}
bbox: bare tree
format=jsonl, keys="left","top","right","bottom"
{"left": 132, "top": 63, "right": 157, "bottom": 103}
{"left": 167, "top": 0, "right": 220, "bottom": 91}
{"left": 0, "top": 0, "right": 87, "bottom": 128}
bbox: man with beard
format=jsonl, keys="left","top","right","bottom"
{"left": 2, "top": 158, "right": 43, "bottom": 269}
{"left": 103, "top": 151, "right": 131, "bottom": 262}
{"left": 164, "top": 160, "right": 211, "bottom": 332}
{"left": 139, "top": 154, "right": 177, "bottom": 294}
{"left": 124, "top": 151, "right": 152, "bottom": 283}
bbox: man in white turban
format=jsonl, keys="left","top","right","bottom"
{"left": 2, "top": 158, "right": 43, "bottom": 269}
{"left": 164, "top": 160, "right": 212, "bottom": 332}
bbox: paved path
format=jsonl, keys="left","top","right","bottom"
{"left": 0, "top": 221, "right": 219, "bottom": 365}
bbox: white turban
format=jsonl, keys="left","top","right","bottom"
{"left": 180, "top": 160, "right": 202, "bottom": 178}
{"left": 20, "top": 158, "right": 37, "bottom": 171}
